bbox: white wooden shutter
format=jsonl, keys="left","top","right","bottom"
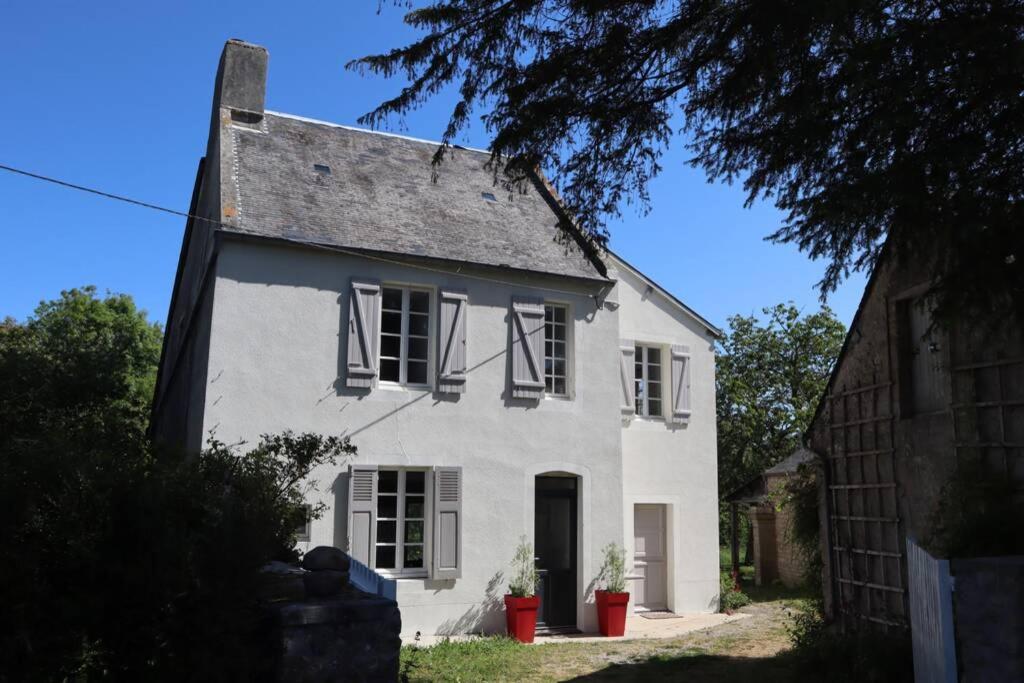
{"left": 346, "top": 279, "right": 380, "bottom": 388}
{"left": 670, "top": 344, "right": 692, "bottom": 425}
{"left": 620, "top": 340, "right": 636, "bottom": 415}
{"left": 510, "top": 296, "right": 545, "bottom": 399}
{"left": 432, "top": 466, "right": 462, "bottom": 579}
{"left": 438, "top": 289, "right": 468, "bottom": 393}
{"left": 347, "top": 465, "right": 378, "bottom": 567}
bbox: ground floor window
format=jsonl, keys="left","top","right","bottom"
{"left": 375, "top": 469, "right": 428, "bottom": 576}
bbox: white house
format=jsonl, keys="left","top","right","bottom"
{"left": 152, "top": 40, "right": 722, "bottom": 636}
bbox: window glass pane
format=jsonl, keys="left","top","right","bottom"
{"left": 545, "top": 323, "right": 553, "bottom": 339}
{"left": 648, "top": 347, "right": 661, "bottom": 364}
{"left": 647, "top": 364, "right": 661, "bottom": 382}
{"left": 406, "top": 470, "right": 425, "bottom": 493}
{"left": 375, "top": 545, "right": 396, "bottom": 569}
{"left": 380, "top": 335, "right": 401, "bottom": 358}
{"left": 635, "top": 397, "right": 643, "bottom": 414}
{"left": 382, "top": 288, "right": 402, "bottom": 311}
{"left": 382, "top": 311, "right": 402, "bottom": 334}
{"left": 635, "top": 362, "right": 643, "bottom": 379}
{"left": 378, "top": 470, "right": 398, "bottom": 493}
{"left": 405, "top": 496, "right": 425, "bottom": 519}
{"left": 551, "top": 341, "right": 565, "bottom": 360}
{"left": 545, "top": 357, "right": 553, "bottom": 374}
{"left": 405, "top": 520, "right": 424, "bottom": 543}
{"left": 404, "top": 545, "right": 423, "bottom": 568}
{"left": 648, "top": 398, "right": 662, "bottom": 416}
{"left": 545, "top": 377, "right": 553, "bottom": 392}
{"left": 636, "top": 379, "right": 646, "bottom": 398}
{"left": 553, "top": 324, "right": 566, "bottom": 341}
{"left": 648, "top": 381, "right": 662, "bottom": 399}
{"left": 377, "top": 520, "right": 397, "bottom": 543}
{"left": 545, "top": 341, "right": 552, "bottom": 357}
{"left": 553, "top": 378, "right": 566, "bottom": 395}
{"left": 409, "top": 290, "right": 429, "bottom": 313}
{"left": 554, "top": 306, "right": 566, "bottom": 323}
{"left": 406, "top": 361, "right": 427, "bottom": 385}
{"left": 380, "top": 359, "right": 400, "bottom": 382}
{"left": 408, "top": 314, "right": 428, "bottom": 337}
{"left": 377, "top": 495, "right": 397, "bottom": 518}
{"left": 553, "top": 359, "right": 565, "bottom": 377}
{"left": 544, "top": 307, "right": 553, "bottom": 322}
{"left": 408, "top": 337, "right": 428, "bottom": 360}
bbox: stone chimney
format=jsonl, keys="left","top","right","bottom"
{"left": 212, "top": 39, "right": 267, "bottom": 123}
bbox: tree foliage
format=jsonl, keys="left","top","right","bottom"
{"left": 0, "top": 288, "right": 356, "bottom": 681}
{"left": 717, "top": 303, "right": 845, "bottom": 498}
{"left": 352, "top": 1, "right": 1024, "bottom": 320}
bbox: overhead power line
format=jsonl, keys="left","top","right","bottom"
{"left": 0, "top": 162, "right": 225, "bottom": 226}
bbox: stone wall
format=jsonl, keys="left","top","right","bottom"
{"left": 271, "top": 590, "right": 401, "bottom": 683}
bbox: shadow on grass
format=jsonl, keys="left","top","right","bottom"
{"left": 562, "top": 650, "right": 799, "bottom": 682}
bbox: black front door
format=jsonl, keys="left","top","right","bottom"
{"left": 534, "top": 476, "right": 578, "bottom": 630}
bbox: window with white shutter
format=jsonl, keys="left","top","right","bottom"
{"left": 379, "top": 286, "right": 432, "bottom": 387}
{"left": 346, "top": 280, "right": 381, "bottom": 388}
{"left": 510, "top": 297, "right": 545, "bottom": 399}
{"left": 433, "top": 466, "right": 463, "bottom": 580}
{"left": 635, "top": 344, "right": 664, "bottom": 418}
{"left": 620, "top": 341, "right": 636, "bottom": 415}
{"left": 347, "top": 465, "right": 378, "bottom": 566}
{"left": 437, "top": 289, "right": 468, "bottom": 393}
{"left": 543, "top": 304, "right": 569, "bottom": 396}
{"left": 670, "top": 344, "right": 692, "bottom": 425}
{"left": 374, "top": 469, "right": 429, "bottom": 577}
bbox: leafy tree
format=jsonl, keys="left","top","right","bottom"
{"left": 352, "top": 1, "right": 1024, "bottom": 320}
{"left": 0, "top": 288, "right": 356, "bottom": 681}
{"left": 716, "top": 303, "right": 844, "bottom": 507}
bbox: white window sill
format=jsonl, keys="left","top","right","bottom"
{"left": 376, "top": 382, "right": 433, "bottom": 394}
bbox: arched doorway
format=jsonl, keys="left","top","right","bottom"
{"left": 534, "top": 474, "right": 578, "bottom": 632}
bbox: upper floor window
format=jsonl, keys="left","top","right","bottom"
{"left": 635, "top": 344, "right": 663, "bottom": 417}
{"left": 375, "top": 469, "right": 428, "bottom": 576}
{"left": 380, "top": 286, "right": 431, "bottom": 386}
{"left": 544, "top": 304, "right": 569, "bottom": 396}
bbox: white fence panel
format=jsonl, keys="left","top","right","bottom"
{"left": 906, "top": 537, "right": 957, "bottom": 683}
{"left": 348, "top": 554, "right": 397, "bottom": 601}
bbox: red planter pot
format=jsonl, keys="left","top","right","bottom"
{"left": 595, "top": 590, "right": 630, "bottom": 637}
{"left": 504, "top": 594, "right": 540, "bottom": 643}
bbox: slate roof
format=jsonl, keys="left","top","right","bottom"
{"left": 225, "top": 112, "right": 606, "bottom": 281}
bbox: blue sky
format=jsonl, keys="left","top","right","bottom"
{"left": 0, "top": 1, "right": 866, "bottom": 332}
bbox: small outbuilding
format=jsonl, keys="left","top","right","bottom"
{"left": 726, "top": 448, "right": 815, "bottom": 588}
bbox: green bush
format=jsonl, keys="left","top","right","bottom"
{"left": 786, "top": 600, "right": 913, "bottom": 682}
{"left": 0, "top": 288, "right": 356, "bottom": 681}
{"left": 719, "top": 571, "right": 751, "bottom": 611}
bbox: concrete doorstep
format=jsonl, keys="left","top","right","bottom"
{"left": 402, "top": 612, "right": 751, "bottom": 646}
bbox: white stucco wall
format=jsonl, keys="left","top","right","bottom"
{"left": 612, "top": 258, "right": 721, "bottom": 614}
{"left": 201, "top": 240, "right": 624, "bottom": 635}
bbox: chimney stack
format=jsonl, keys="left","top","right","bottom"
{"left": 213, "top": 39, "right": 267, "bottom": 123}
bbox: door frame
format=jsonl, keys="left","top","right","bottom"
{"left": 633, "top": 503, "right": 668, "bottom": 611}
{"left": 625, "top": 495, "right": 678, "bottom": 614}
{"left": 524, "top": 462, "right": 593, "bottom": 633}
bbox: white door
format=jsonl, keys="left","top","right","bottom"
{"left": 633, "top": 504, "right": 667, "bottom": 611}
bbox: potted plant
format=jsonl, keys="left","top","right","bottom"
{"left": 504, "top": 536, "right": 540, "bottom": 643}
{"left": 595, "top": 542, "right": 630, "bottom": 636}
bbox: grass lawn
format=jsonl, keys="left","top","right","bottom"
{"left": 400, "top": 598, "right": 806, "bottom": 682}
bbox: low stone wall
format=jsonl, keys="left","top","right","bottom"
{"left": 262, "top": 546, "right": 402, "bottom": 682}
{"left": 270, "top": 589, "right": 401, "bottom": 682}
{"left": 951, "top": 555, "right": 1024, "bottom": 682}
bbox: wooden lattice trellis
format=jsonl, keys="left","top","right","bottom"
{"left": 825, "top": 374, "right": 908, "bottom": 629}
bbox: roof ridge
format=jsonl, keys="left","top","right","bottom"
{"left": 264, "top": 110, "right": 492, "bottom": 155}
